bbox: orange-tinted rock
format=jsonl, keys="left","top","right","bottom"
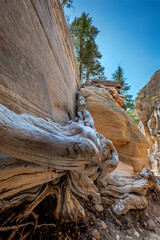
{"left": 92, "top": 229, "right": 100, "bottom": 239}
{"left": 0, "top": 0, "right": 79, "bottom": 125}
{"left": 100, "top": 220, "right": 107, "bottom": 230}
{"left": 83, "top": 80, "right": 125, "bottom": 109}
{"left": 82, "top": 87, "right": 149, "bottom": 172}
{"left": 110, "top": 161, "right": 134, "bottom": 177}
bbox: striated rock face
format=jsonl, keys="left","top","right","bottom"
{"left": 0, "top": 0, "right": 79, "bottom": 125}
{"left": 136, "top": 70, "right": 160, "bottom": 175}
{"left": 82, "top": 85, "right": 149, "bottom": 172}
{"left": 84, "top": 80, "right": 125, "bottom": 109}
{"left": 0, "top": 2, "right": 160, "bottom": 239}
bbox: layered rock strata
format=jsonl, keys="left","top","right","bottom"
{"left": 83, "top": 80, "right": 125, "bottom": 109}
{"left": 136, "top": 70, "right": 160, "bottom": 175}
{"left": 0, "top": 96, "right": 159, "bottom": 223}
{"left": 0, "top": 1, "right": 159, "bottom": 238}
{"left": 0, "top": 0, "right": 79, "bottom": 125}
{"left": 81, "top": 83, "right": 149, "bottom": 173}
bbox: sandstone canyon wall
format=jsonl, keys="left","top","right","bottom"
{"left": 136, "top": 70, "right": 160, "bottom": 175}
{"left": 0, "top": 3, "right": 160, "bottom": 239}
{"left": 0, "top": 0, "right": 79, "bottom": 125}
{"left": 81, "top": 83, "right": 149, "bottom": 173}
{"left": 0, "top": 0, "right": 149, "bottom": 174}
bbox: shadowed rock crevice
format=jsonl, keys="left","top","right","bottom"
{"left": 136, "top": 70, "right": 160, "bottom": 175}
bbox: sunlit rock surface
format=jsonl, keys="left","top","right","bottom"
{"left": 136, "top": 70, "right": 160, "bottom": 175}
{"left": 82, "top": 85, "right": 149, "bottom": 173}
{"left": 0, "top": 0, "right": 79, "bottom": 125}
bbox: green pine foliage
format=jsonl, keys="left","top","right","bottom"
{"left": 61, "top": 0, "right": 73, "bottom": 8}
{"left": 70, "top": 12, "right": 106, "bottom": 82}
{"left": 112, "top": 65, "right": 125, "bottom": 83}
{"left": 112, "top": 65, "right": 134, "bottom": 109}
{"left": 112, "top": 66, "right": 140, "bottom": 124}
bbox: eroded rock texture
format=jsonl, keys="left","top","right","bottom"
{"left": 136, "top": 70, "right": 160, "bottom": 175}
{"left": 0, "top": 96, "right": 159, "bottom": 231}
{"left": 81, "top": 84, "right": 149, "bottom": 173}
{"left": 0, "top": 94, "right": 119, "bottom": 223}
{"left": 0, "top": 0, "right": 79, "bottom": 125}
{"left": 0, "top": 1, "right": 159, "bottom": 239}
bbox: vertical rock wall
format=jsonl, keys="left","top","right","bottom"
{"left": 136, "top": 70, "right": 160, "bottom": 175}
{"left": 0, "top": 0, "right": 79, "bottom": 125}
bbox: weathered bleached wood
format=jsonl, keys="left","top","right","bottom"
{"left": 97, "top": 136, "right": 119, "bottom": 187}
{"left": 112, "top": 194, "right": 148, "bottom": 215}
{"left": 0, "top": 93, "right": 117, "bottom": 225}
{"left": 100, "top": 169, "right": 160, "bottom": 215}
{"left": 0, "top": 92, "right": 159, "bottom": 236}
{"left": 0, "top": 185, "right": 41, "bottom": 211}
{"left": 101, "top": 178, "right": 148, "bottom": 195}
{"left": 0, "top": 153, "right": 65, "bottom": 199}
{"left": 54, "top": 183, "right": 85, "bottom": 221}
{"left": 68, "top": 171, "right": 101, "bottom": 204}
{"left": 0, "top": 104, "right": 100, "bottom": 171}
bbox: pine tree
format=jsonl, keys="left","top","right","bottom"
{"left": 112, "top": 65, "right": 134, "bottom": 109}
{"left": 70, "top": 12, "right": 106, "bottom": 82}
{"left": 112, "top": 65, "right": 125, "bottom": 83}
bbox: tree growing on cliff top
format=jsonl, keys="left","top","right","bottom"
{"left": 112, "top": 65, "right": 134, "bottom": 110}
{"left": 70, "top": 12, "right": 106, "bottom": 82}
{"left": 61, "top": 0, "right": 73, "bottom": 8}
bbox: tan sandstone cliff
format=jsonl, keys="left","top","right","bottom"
{"left": 136, "top": 70, "right": 160, "bottom": 175}
{"left": 0, "top": 2, "right": 160, "bottom": 240}
{"left": 81, "top": 82, "right": 149, "bottom": 173}
{"left": 0, "top": 0, "right": 79, "bottom": 125}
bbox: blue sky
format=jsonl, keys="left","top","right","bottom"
{"left": 65, "top": 0, "right": 160, "bottom": 99}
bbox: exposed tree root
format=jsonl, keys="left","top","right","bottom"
{"left": 16, "top": 184, "right": 56, "bottom": 221}
{"left": 0, "top": 92, "right": 159, "bottom": 240}
{"left": 0, "top": 222, "right": 35, "bottom": 231}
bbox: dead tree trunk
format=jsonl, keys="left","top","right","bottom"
{"left": 0, "top": 92, "right": 159, "bottom": 239}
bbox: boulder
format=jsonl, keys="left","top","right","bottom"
{"left": 136, "top": 70, "right": 160, "bottom": 175}
{"left": 82, "top": 86, "right": 149, "bottom": 172}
